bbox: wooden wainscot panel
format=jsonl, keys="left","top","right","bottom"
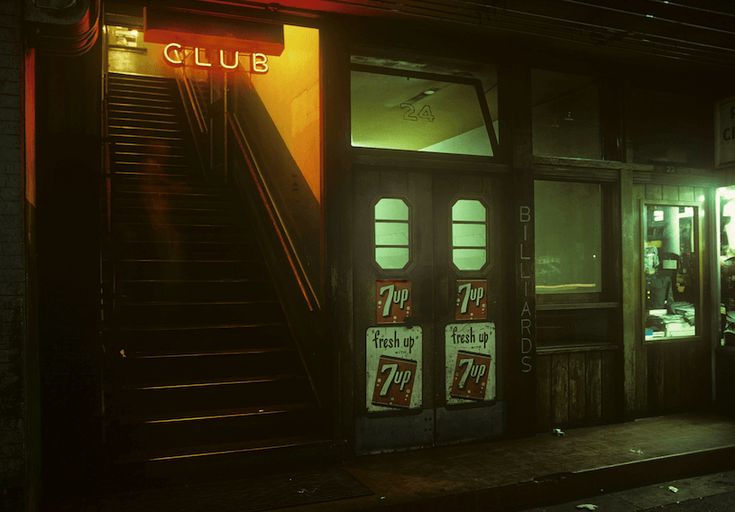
{"left": 647, "top": 340, "right": 710, "bottom": 414}
{"left": 536, "top": 346, "right": 618, "bottom": 431}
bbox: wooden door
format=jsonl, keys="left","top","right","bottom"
{"left": 352, "top": 167, "right": 506, "bottom": 452}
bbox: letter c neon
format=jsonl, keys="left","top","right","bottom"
{"left": 163, "top": 42, "right": 183, "bottom": 65}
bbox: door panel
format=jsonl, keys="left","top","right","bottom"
{"left": 432, "top": 174, "right": 504, "bottom": 443}
{"left": 354, "top": 169, "right": 435, "bottom": 452}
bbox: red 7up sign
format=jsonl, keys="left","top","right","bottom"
{"left": 376, "top": 280, "right": 412, "bottom": 324}
{"left": 450, "top": 351, "right": 491, "bottom": 401}
{"left": 455, "top": 280, "right": 487, "bottom": 321}
{"left": 371, "top": 355, "right": 417, "bottom": 409}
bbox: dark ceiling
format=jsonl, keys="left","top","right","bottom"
{"left": 176, "top": 0, "right": 735, "bottom": 67}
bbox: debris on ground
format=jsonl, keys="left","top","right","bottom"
{"left": 630, "top": 448, "right": 644, "bottom": 455}
{"left": 552, "top": 428, "right": 565, "bottom": 437}
{"left": 575, "top": 504, "right": 598, "bottom": 511}
{"left": 668, "top": 486, "right": 679, "bottom": 493}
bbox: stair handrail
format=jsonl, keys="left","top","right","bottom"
{"left": 176, "top": 64, "right": 207, "bottom": 135}
{"left": 227, "top": 112, "right": 320, "bottom": 312}
{"left": 174, "top": 62, "right": 210, "bottom": 179}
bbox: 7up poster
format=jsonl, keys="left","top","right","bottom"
{"left": 445, "top": 322, "right": 496, "bottom": 404}
{"left": 366, "top": 326, "right": 422, "bottom": 411}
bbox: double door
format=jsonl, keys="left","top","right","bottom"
{"left": 353, "top": 168, "right": 508, "bottom": 452}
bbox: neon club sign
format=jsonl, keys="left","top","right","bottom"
{"left": 163, "top": 42, "right": 269, "bottom": 73}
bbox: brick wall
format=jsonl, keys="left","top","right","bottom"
{"left": 0, "top": 1, "right": 25, "bottom": 510}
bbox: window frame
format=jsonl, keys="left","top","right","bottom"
{"left": 534, "top": 178, "right": 620, "bottom": 350}
{"left": 640, "top": 199, "right": 703, "bottom": 343}
{"left": 450, "top": 197, "right": 490, "bottom": 273}
{"left": 372, "top": 196, "right": 413, "bottom": 272}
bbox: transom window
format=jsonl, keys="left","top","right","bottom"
{"left": 350, "top": 56, "right": 499, "bottom": 157}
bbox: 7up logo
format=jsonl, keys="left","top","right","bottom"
{"left": 455, "top": 280, "right": 487, "bottom": 320}
{"left": 376, "top": 280, "right": 412, "bottom": 324}
{"left": 371, "top": 355, "right": 417, "bottom": 408}
{"left": 450, "top": 350, "right": 492, "bottom": 401}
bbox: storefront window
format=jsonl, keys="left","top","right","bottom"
{"left": 375, "top": 198, "right": 410, "bottom": 270}
{"left": 351, "top": 63, "right": 498, "bottom": 157}
{"left": 451, "top": 199, "right": 487, "bottom": 271}
{"left": 643, "top": 204, "right": 699, "bottom": 341}
{"left": 535, "top": 181, "right": 602, "bottom": 294}
{"left": 628, "top": 89, "right": 713, "bottom": 168}
{"left": 532, "top": 69, "right": 602, "bottom": 160}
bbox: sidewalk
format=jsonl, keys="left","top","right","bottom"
{"left": 71, "top": 412, "right": 735, "bottom": 512}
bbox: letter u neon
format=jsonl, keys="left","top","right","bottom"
{"left": 219, "top": 50, "right": 240, "bottom": 70}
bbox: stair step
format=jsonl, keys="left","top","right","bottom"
{"left": 109, "top": 73, "right": 171, "bottom": 86}
{"left": 111, "top": 171, "right": 192, "bottom": 182}
{"left": 107, "top": 116, "right": 180, "bottom": 128}
{"left": 117, "top": 240, "right": 254, "bottom": 259}
{"left": 114, "top": 185, "right": 226, "bottom": 196}
{"left": 112, "top": 213, "right": 233, "bottom": 229}
{"left": 107, "top": 74, "right": 174, "bottom": 89}
{"left": 110, "top": 127, "right": 185, "bottom": 139}
{"left": 128, "top": 345, "right": 291, "bottom": 359}
{"left": 110, "top": 133, "right": 185, "bottom": 143}
{"left": 113, "top": 150, "right": 185, "bottom": 160}
{"left": 110, "top": 123, "right": 183, "bottom": 133}
{"left": 108, "top": 94, "right": 175, "bottom": 106}
{"left": 108, "top": 102, "right": 176, "bottom": 113}
{"left": 124, "top": 403, "right": 319, "bottom": 454}
{"left": 117, "top": 299, "right": 284, "bottom": 325}
{"left": 112, "top": 162, "right": 191, "bottom": 175}
{"left": 108, "top": 108, "right": 178, "bottom": 121}
{"left": 112, "top": 160, "right": 189, "bottom": 169}
{"left": 119, "top": 278, "right": 274, "bottom": 302}
{"left": 117, "top": 258, "right": 264, "bottom": 280}
{"left": 110, "top": 140, "right": 185, "bottom": 153}
{"left": 116, "top": 435, "right": 331, "bottom": 470}
{"left": 116, "top": 321, "right": 290, "bottom": 357}
{"left": 114, "top": 197, "right": 229, "bottom": 212}
{"left": 113, "top": 190, "right": 229, "bottom": 203}
{"left": 119, "top": 374, "right": 310, "bottom": 417}
{"left": 113, "top": 226, "right": 242, "bottom": 242}
{"left": 137, "top": 402, "right": 313, "bottom": 425}
{"left": 108, "top": 86, "right": 175, "bottom": 100}
{"left": 119, "top": 346, "right": 301, "bottom": 387}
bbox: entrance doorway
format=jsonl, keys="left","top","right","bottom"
{"left": 353, "top": 167, "right": 507, "bottom": 452}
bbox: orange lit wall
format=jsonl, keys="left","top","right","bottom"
{"left": 249, "top": 25, "right": 321, "bottom": 203}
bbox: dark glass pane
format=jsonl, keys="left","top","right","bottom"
{"left": 537, "top": 309, "right": 611, "bottom": 346}
{"left": 532, "top": 69, "right": 601, "bottom": 159}
{"left": 535, "top": 181, "right": 602, "bottom": 294}
{"left": 629, "top": 89, "right": 713, "bottom": 167}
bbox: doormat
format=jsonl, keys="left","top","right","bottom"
{"left": 95, "top": 468, "right": 373, "bottom": 512}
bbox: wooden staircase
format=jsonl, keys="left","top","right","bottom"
{"left": 104, "top": 72, "right": 326, "bottom": 478}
